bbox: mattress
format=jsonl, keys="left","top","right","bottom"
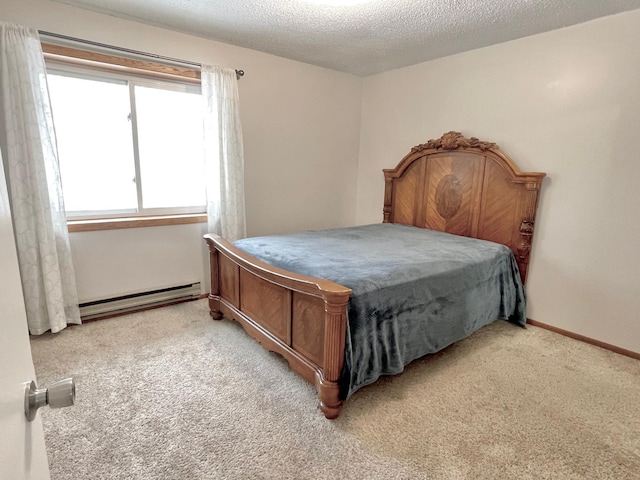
{"left": 234, "top": 223, "right": 526, "bottom": 398}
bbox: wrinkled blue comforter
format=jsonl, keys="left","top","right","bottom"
{"left": 234, "top": 223, "right": 526, "bottom": 399}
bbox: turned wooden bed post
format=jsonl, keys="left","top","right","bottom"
{"left": 316, "top": 294, "right": 349, "bottom": 419}
{"left": 208, "top": 247, "right": 224, "bottom": 320}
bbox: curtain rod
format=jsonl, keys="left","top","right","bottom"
{"left": 37, "top": 30, "right": 245, "bottom": 79}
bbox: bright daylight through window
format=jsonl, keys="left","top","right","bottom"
{"left": 47, "top": 66, "right": 206, "bottom": 219}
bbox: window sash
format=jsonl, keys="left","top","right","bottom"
{"left": 44, "top": 45, "right": 206, "bottom": 220}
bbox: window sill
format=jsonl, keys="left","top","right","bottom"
{"left": 67, "top": 214, "right": 207, "bottom": 233}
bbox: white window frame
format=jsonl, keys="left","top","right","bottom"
{"left": 41, "top": 43, "right": 207, "bottom": 230}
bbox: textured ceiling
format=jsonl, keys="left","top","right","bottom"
{"left": 52, "top": 0, "right": 640, "bottom": 76}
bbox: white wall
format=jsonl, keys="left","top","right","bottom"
{"left": 357, "top": 10, "right": 640, "bottom": 353}
{"left": 68, "top": 224, "right": 209, "bottom": 302}
{"left": 2, "top": 0, "right": 362, "bottom": 301}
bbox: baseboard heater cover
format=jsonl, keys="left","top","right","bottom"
{"left": 79, "top": 282, "right": 201, "bottom": 319}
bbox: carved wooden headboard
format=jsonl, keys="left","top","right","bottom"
{"left": 383, "top": 131, "right": 546, "bottom": 284}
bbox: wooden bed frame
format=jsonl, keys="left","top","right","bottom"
{"left": 204, "top": 131, "right": 546, "bottom": 419}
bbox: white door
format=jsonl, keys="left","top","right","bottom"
{"left": 0, "top": 155, "right": 51, "bottom": 479}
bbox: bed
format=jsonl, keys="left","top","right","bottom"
{"left": 204, "top": 131, "right": 546, "bottom": 419}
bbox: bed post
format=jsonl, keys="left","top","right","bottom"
{"left": 316, "top": 294, "right": 349, "bottom": 419}
{"left": 514, "top": 182, "right": 543, "bottom": 284}
{"left": 208, "top": 245, "right": 224, "bottom": 320}
{"left": 383, "top": 176, "right": 394, "bottom": 223}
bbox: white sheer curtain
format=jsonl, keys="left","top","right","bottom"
{"left": 201, "top": 65, "right": 247, "bottom": 241}
{"left": 0, "top": 22, "right": 81, "bottom": 334}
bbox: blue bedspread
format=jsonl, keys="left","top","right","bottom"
{"left": 234, "top": 223, "right": 526, "bottom": 399}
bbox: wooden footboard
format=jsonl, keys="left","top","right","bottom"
{"left": 204, "top": 233, "right": 352, "bottom": 419}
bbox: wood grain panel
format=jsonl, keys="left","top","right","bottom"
{"left": 424, "top": 153, "right": 484, "bottom": 236}
{"left": 240, "top": 269, "right": 291, "bottom": 344}
{"left": 391, "top": 159, "right": 421, "bottom": 225}
{"left": 291, "top": 293, "right": 325, "bottom": 366}
{"left": 478, "top": 160, "right": 520, "bottom": 246}
{"left": 219, "top": 254, "right": 239, "bottom": 309}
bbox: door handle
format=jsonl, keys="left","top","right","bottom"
{"left": 24, "top": 378, "right": 76, "bottom": 422}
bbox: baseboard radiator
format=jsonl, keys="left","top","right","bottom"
{"left": 79, "top": 282, "right": 201, "bottom": 320}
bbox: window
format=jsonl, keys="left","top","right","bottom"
{"left": 45, "top": 53, "right": 206, "bottom": 220}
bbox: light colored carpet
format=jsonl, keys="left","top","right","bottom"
{"left": 30, "top": 299, "right": 640, "bottom": 480}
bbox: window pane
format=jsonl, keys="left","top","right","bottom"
{"left": 134, "top": 85, "right": 206, "bottom": 209}
{"left": 47, "top": 73, "right": 137, "bottom": 214}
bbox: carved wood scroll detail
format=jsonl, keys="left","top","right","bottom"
{"left": 517, "top": 220, "right": 534, "bottom": 261}
{"left": 516, "top": 188, "right": 539, "bottom": 263}
{"left": 412, "top": 131, "right": 498, "bottom": 153}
